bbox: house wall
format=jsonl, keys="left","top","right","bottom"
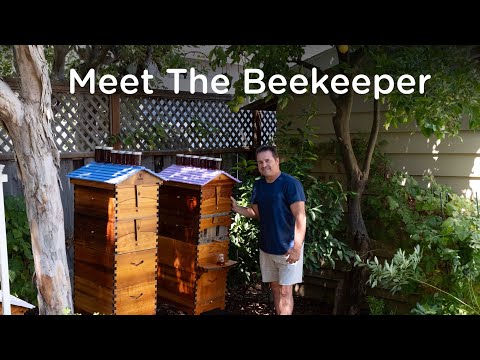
{"left": 278, "top": 93, "right": 480, "bottom": 199}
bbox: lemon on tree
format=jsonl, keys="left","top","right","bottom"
{"left": 337, "top": 45, "right": 349, "bottom": 54}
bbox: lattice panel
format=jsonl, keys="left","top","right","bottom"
{"left": 51, "top": 92, "right": 110, "bottom": 152}
{"left": 0, "top": 90, "right": 276, "bottom": 154}
{"left": 120, "top": 97, "right": 253, "bottom": 151}
{"left": 0, "top": 125, "right": 13, "bottom": 153}
{"left": 0, "top": 91, "right": 109, "bottom": 154}
{"left": 260, "top": 110, "right": 277, "bottom": 145}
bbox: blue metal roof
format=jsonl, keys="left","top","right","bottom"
{"left": 67, "top": 162, "right": 162, "bottom": 185}
{"left": 158, "top": 165, "right": 241, "bottom": 186}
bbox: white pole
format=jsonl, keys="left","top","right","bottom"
{"left": 0, "top": 164, "right": 11, "bottom": 315}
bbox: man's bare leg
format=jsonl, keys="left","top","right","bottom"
{"left": 270, "top": 281, "right": 294, "bottom": 315}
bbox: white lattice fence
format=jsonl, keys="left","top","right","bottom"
{"left": 51, "top": 92, "right": 110, "bottom": 152}
{"left": 120, "top": 97, "right": 255, "bottom": 151}
{"left": 0, "top": 126, "right": 12, "bottom": 153}
{"left": 0, "top": 91, "right": 111, "bottom": 154}
{"left": 260, "top": 110, "right": 277, "bottom": 145}
{"left": 0, "top": 88, "right": 277, "bottom": 154}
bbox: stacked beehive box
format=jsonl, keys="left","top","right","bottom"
{"left": 67, "top": 162, "right": 162, "bottom": 314}
{"left": 156, "top": 164, "right": 240, "bottom": 314}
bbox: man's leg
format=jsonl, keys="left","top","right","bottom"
{"left": 260, "top": 250, "right": 280, "bottom": 313}
{"left": 270, "top": 282, "right": 294, "bottom": 315}
{"left": 272, "top": 245, "right": 304, "bottom": 315}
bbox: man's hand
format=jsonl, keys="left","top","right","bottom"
{"left": 231, "top": 196, "right": 240, "bottom": 213}
{"left": 285, "top": 246, "right": 301, "bottom": 264}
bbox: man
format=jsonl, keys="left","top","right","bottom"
{"left": 231, "top": 145, "right": 306, "bottom": 315}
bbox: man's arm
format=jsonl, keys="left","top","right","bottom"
{"left": 231, "top": 196, "right": 259, "bottom": 219}
{"left": 285, "top": 201, "right": 306, "bottom": 263}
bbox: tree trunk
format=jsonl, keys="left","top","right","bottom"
{"left": 347, "top": 175, "right": 369, "bottom": 252}
{"left": 339, "top": 187, "right": 371, "bottom": 315}
{"left": 52, "top": 45, "right": 70, "bottom": 81}
{"left": 331, "top": 91, "right": 373, "bottom": 315}
{"left": 0, "top": 46, "right": 72, "bottom": 314}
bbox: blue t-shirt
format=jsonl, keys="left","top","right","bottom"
{"left": 250, "top": 172, "right": 306, "bottom": 255}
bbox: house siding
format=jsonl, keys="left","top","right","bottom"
{"left": 278, "top": 93, "right": 480, "bottom": 198}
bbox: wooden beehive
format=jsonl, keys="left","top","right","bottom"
{"left": 67, "top": 162, "right": 162, "bottom": 315}
{"left": 157, "top": 164, "right": 240, "bottom": 314}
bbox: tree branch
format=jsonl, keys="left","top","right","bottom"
{"left": 15, "top": 46, "right": 51, "bottom": 106}
{"left": 88, "top": 45, "right": 113, "bottom": 70}
{"left": 52, "top": 45, "right": 71, "bottom": 81}
{"left": 0, "top": 79, "right": 24, "bottom": 127}
{"left": 77, "top": 45, "right": 114, "bottom": 76}
{"left": 333, "top": 91, "right": 359, "bottom": 176}
{"left": 136, "top": 46, "right": 154, "bottom": 79}
{"left": 14, "top": 45, "right": 59, "bottom": 166}
{"left": 362, "top": 98, "right": 380, "bottom": 177}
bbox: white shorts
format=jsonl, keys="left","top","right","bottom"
{"left": 259, "top": 245, "right": 304, "bottom": 286}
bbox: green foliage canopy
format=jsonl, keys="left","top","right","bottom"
{"left": 210, "top": 45, "right": 480, "bottom": 139}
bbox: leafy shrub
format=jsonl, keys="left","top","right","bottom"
{"left": 276, "top": 116, "right": 353, "bottom": 271}
{"left": 366, "top": 296, "right": 385, "bottom": 315}
{"left": 229, "top": 158, "right": 261, "bottom": 284}
{"left": 360, "top": 168, "right": 480, "bottom": 314}
{"left": 4, "top": 196, "right": 37, "bottom": 304}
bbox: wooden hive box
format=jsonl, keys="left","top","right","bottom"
{"left": 67, "top": 162, "right": 163, "bottom": 315}
{"left": 157, "top": 164, "right": 240, "bottom": 314}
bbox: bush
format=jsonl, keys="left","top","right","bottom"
{"left": 228, "top": 158, "right": 261, "bottom": 284}
{"left": 4, "top": 196, "right": 37, "bottom": 304}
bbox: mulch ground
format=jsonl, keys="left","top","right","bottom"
{"left": 157, "top": 282, "right": 332, "bottom": 315}
{"left": 23, "top": 282, "right": 331, "bottom": 315}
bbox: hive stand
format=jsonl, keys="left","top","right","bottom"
{"left": 67, "top": 162, "right": 162, "bottom": 315}
{"left": 157, "top": 165, "right": 240, "bottom": 314}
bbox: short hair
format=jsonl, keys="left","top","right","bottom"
{"left": 256, "top": 145, "right": 278, "bottom": 159}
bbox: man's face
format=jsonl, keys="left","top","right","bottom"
{"left": 256, "top": 150, "right": 280, "bottom": 177}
